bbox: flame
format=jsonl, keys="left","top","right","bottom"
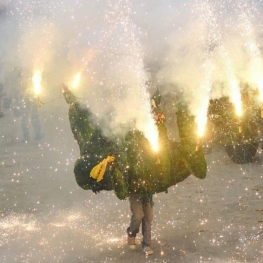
{"left": 32, "top": 70, "right": 42, "bottom": 95}
{"left": 72, "top": 72, "right": 81, "bottom": 89}
{"left": 232, "top": 94, "right": 242, "bottom": 117}
{"left": 195, "top": 101, "right": 209, "bottom": 138}
{"left": 197, "top": 118, "right": 207, "bottom": 137}
{"left": 70, "top": 48, "right": 96, "bottom": 90}
{"left": 147, "top": 132, "right": 159, "bottom": 152}
{"left": 235, "top": 102, "right": 242, "bottom": 117}
{"left": 143, "top": 119, "right": 159, "bottom": 152}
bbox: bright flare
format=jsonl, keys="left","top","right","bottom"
{"left": 147, "top": 131, "right": 159, "bottom": 152}
{"left": 195, "top": 102, "right": 208, "bottom": 138}
{"left": 72, "top": 72, "right": 81, "bottom": 89}
{"left": 197, "top": 118, "right": 207, "bottom": 138}
{"left": 32, "top": 70, "right": 42, "bottom": 95}
{"left": 233, "top": 97, "right": 242, "bottom": 117}
{"left": 143, "top": 121, "right": 159, "bottom": 152}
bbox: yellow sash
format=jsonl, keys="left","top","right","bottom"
{"left": 90, "top": 156, "right": 115, "bottom": 182}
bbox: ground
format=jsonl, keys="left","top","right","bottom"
{"left": 1, "top": 98, "right": 263, "bottom": 263}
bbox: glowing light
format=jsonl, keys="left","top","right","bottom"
{"left": 72, "top": 72, "right": 81, "bottom": 89}
{"left": 233, "top": 95, "right": 242, "bottom": 117}
{"left": 143, "top": 120, "right": 159, "bottom": 152}
{"left": 32, "top": 70, "right": 42, "bottom": 95}
{"left": 192, "top": 59, "right": 211, "bottom": 139}
{"left": 235, "top": 94, "right": 243, "bottom": 133}
{"left": 197, "top": 117, "right": 207, "bottom": 138}
{"left": 195, "top": 97, "right": 209, "bottom": 138}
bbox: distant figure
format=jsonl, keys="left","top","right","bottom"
{"left": 12, "top": 74, "right": 45, "bottom": 143}
{"left": 20, "top": 87, "right": 44, "bottom": 143}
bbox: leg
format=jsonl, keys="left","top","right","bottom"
{"left": 141, "top": 201, "right": 153, "bottom": 247}
{"left": 31, "top": 100, "right": 43, "bottom": 140}
{"left": 128, "top": 193, "right": 144, "bottom": 236}
{"left": 21, "top": 107, "right": 30, "bottom": 142}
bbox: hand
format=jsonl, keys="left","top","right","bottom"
{"left": 91, "top": 182, "right": 103, "bottom": 194}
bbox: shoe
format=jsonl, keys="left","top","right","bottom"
{"left": 0, "top": 112, "right": 4, "bottom": 118}
{"left": 127, "top": 235, "right": 136, "bottom": 249}
{"left": 143, "top": 246, "right": 154, "bottom": 255}
{"left": 127, "top": 228, "right": 136, "bottom": 249}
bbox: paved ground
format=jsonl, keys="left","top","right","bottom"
{"left": 1, "top": 100, "right": 263, "bottom": 263}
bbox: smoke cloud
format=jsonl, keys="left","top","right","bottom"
{"left": 0, "top": 0, "right": 263, "bottom": 137}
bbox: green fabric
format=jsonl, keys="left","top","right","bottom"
{"left": 63, "top": 88, "right": 207, "bottom": 200}
{"left": 208, "top": 96, "right": 261, "bottom": 145}
{"left": 124, "top": 124, "right": 171, "bottom": 195}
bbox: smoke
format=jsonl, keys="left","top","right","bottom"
{"left": 0, "top": 0, "right": 263, "bottom": 138}
{"left": 155, "top": 0, "right": 263, "bottom": 126}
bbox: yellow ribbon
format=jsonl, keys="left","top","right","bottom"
{"left": 90, "top": 156, "right": 115, "bottom": 182}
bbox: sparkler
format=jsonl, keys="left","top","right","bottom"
{"left": 234, "top": 100, "right": 243, "bottom": 134}
{"left": 32, "top": 70, "right": 41, "bottom": 95}
{"left": 195, "top": 117, "right": 207, "bottom": 152}
{"left": 228, "top": 81, "right": 243, "bottom": 133}
{"left": 195, "top": 111, "right": 207, "bottom": 152}
{"left": 72, "top": 72, "right": 81, "bottom": 89}
{"left": 236, "top": 112, "right": 243, "bottom": 134}
{"left": 233, "top": 96, "right": 242, "bottom": 118}
{"left": 32, "top": 70, "right": 43, "bottom": 107}
{"left": 70, "top": 47, "right": 97, "bottom": 90}
{"left": 197, "top": 118, "right": 207, "bottom": 139}
{"left": 144, "top": 122, "right": 159, "bottom": 152}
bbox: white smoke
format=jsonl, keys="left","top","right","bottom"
{"left": 155, "top": 0, "right": 263, "bottom": 126}
{"left": 0, "top": 0, "right": 263, "bottom": 137}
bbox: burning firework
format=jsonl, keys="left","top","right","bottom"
{"left": 72, "top": 72, "right": 81, "bottom": 89}
{"left": 32, "top": 70, "right": 42, "bottom": 96}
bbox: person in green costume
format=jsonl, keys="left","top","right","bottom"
{"left": 62, "top": 84, "right": 207, "bottom": 255}
{"left": 62, "top": 84, "right": 207, "bottom": 199}
{"left": 126, "top": 93, "right": 181, "bottom": 256}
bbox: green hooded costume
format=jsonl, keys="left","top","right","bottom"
{"left": 62, "top": 85, "right": 207, "bottom": 200}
